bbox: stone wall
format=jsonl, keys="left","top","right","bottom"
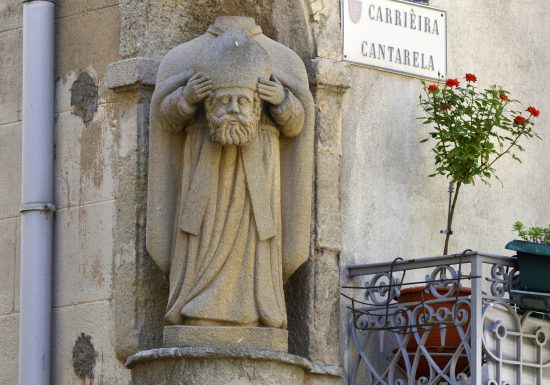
{"left": 0, "top": 0, "right": 549, "bottom": 384}
{"left": 0, "top": 0, "right": 23, "bottom": 382}
{"left": 0, "top": 3, "right": 21, "bottom": 381}
{"left": 0, "top": 0, "right": 133, "bottom": 383}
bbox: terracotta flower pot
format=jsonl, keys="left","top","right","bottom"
{"left": 396, "top": 286, "right": 471, "bottom": 378}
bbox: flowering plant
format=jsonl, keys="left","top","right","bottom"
{"left": 419, "top": 73, "right": 541, "bottom": 254}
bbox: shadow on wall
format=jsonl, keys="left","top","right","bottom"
{"left": 121, "top": 0, "right": 314, "bottom": 61}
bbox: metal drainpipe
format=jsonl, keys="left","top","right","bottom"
{"left": 19, "top": 1, "right": 55, "bottom": 385}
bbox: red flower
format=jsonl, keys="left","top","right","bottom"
{"left": 526, "top": 106, "right": 540, "bottom": 117}
{"left": 499, "top": 93, "right": 509, "bottom": 101}
{"left": 428, "top": 84, "right": 438, "bottom": 92}
{"left": 465, "top": 73, "right": 477, "bottom": 82}
{"left": 439, "top": 103, "right": 452, "bottom": 111}
{"left": 446, "top": 78, "right": 460, "bottom": 87}
{"left": 514, "top": 115, "right": 527, "bottom": 126}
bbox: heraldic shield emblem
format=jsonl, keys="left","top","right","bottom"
{"left": 348, "top": 0, "right": 363, "bottom": 23}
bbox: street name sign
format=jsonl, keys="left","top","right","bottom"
{"left": 342, "top": 0, "right": 447, "bottom": 80}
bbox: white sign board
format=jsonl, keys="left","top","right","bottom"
{"left": 342, "top": 0, "right": 447, "bottom": 80}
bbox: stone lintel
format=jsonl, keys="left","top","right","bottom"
{"left": 106, "top": 57, "right": 158, "bottom": 90}
{"left": 308, "top": 58, "right": 351, "bottom": 91}
{"left": 163, "top": 325, "right": 288, "bottom": 352}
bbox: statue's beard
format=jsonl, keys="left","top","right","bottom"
{"left": 205, "top": 96, "right": 261, "bottom": 145}
{"left": 208, "top": 114, "right": 258, "bottom": 145}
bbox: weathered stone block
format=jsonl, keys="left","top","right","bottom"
{"left": 0, "top": 29, "right": 21, "bottom": 125}
{"left": 54, "top": 108, "right": 115, "bottom": 209}
{"left": 0, "top": 218, "right": 16, "bottom": 314}
{"left": 316, "top": 151, "right": 342, "bottom": 252}
{"left": 309, "top": 59, "right": 351, "bottom": 91}
{"left": 56, "top": 0, "right": 118, "bottom": 19}
{"left": 106, "top": 57, "right": 158, "bottom": 90}
{"left": 51, "top": 301, "right": 130, "bottom": 385}
{"left": 56, "top": 6, "right": 120, "bottom": 83}
{"left": 127, "top": 347, "right": 343, "bottom": 385}
{"left": 107, "top": 90, "right": 168, "bottom": 360}
{"left": 308, "top": 250, "right": 340, "bottom": 365}
{"left": 163, "top": 326, "right": 288, "bottom": 352}
{"left": 0, "top": 314, "right": 19, "bottom": 384}
{"left": 128, "top": 347, "right": 309, "bottom": 385}
{"left": 53, "top": 202, "right": 115, "bottom": 307}
{"left": 307, "top": 0, "right": 341, "bottom": 60}
{"left": 119, "top": 0, "right": 277, "bottom": 58}
{"left": 0, "top": 0, "right": 21, "bottom": 32}
{"left": 0, "top": 122, "right": 21, "bottom": 220}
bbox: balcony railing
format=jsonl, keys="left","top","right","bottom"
{"left": 343, "top": 251, "right": 550, "bottom": 385}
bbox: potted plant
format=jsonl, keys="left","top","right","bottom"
{"left": 395, "top": 74, "right": 541, "bottom": 378}
{"left": 507, "top": 221, "right": 550, "bottom": 293}
{"left": 418, "top": 73, "right": 541, "bottom": 255}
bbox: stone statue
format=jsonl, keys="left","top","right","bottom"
{"left": 146, "top": 16, "right": 314, "bottom": 330}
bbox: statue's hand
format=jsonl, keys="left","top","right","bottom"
{"left": 258, "top": 76, "right": 285, "bottom": 106}
{"left": 182, "top": 72, "right": 212, "bottom": 105}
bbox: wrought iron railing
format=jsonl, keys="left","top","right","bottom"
{"left": 343, "top": 251, "right": 550, "bottom": 385}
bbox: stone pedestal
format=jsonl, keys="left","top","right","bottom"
{"left": 163, "top": 326, "right": 288, "bottom": 351}
{"left": 126, "top": 347, "right": 342, "bottom": 385}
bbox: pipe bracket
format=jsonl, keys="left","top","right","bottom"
{"left": 20, "top": 202, "right": 56, "bottom": 213}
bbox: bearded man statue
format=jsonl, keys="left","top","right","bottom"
{"left": 146, "top": 16, "right": 314, "bottom": 337}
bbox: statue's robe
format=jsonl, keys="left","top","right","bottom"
{"left": 146, "top": 18, "right": 314, "bottom": 328}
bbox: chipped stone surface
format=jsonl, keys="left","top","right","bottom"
{"left": 285, "top": 58, "right": 350, "bottom": 368}
{"left": 307, "top": 0, "right": 341, "bottom": 60}
{"left": 307, "top": 0, "right": 327, "bottom": 22}
{"left": 286, "top": 250, "right": 341, "bottom": 367}
{"left": 51, "top": 301, "right": 130, "bottom": 385}
{"left": 54, "top": 107, "right": 116, "bottom": 209}
{"left": 110, "top": 90, "right": 168, "bottom": 360}
{"left": 127, "top": 347, "right": 342, "bottom": 384}
{"left": 126, "top": 346, "right": 311, "bottom": 369}
{"left": 131, "top": 353, "right": 306, "bottom": 385}
{"left": 106, "top": 57, "right": 159, "bottom": 90}
{"left": 72, "top": 333, "right": 97, "bottom": 379}
{"left": 70, "top": 72, "right": 99, "bottom": 125}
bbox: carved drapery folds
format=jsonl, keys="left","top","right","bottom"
{"left": 145, "top": 17, "right": 314, "bottom": 333}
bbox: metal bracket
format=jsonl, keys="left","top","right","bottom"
{"left": 20, "top": 202, "right": 56, "bottom": 213}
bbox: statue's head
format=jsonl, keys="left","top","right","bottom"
{"left": 195, "top": 31, "right": 271, "bottom": 145}
{"left": 204, "top": 87, "right": 262, "bottom": 145}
